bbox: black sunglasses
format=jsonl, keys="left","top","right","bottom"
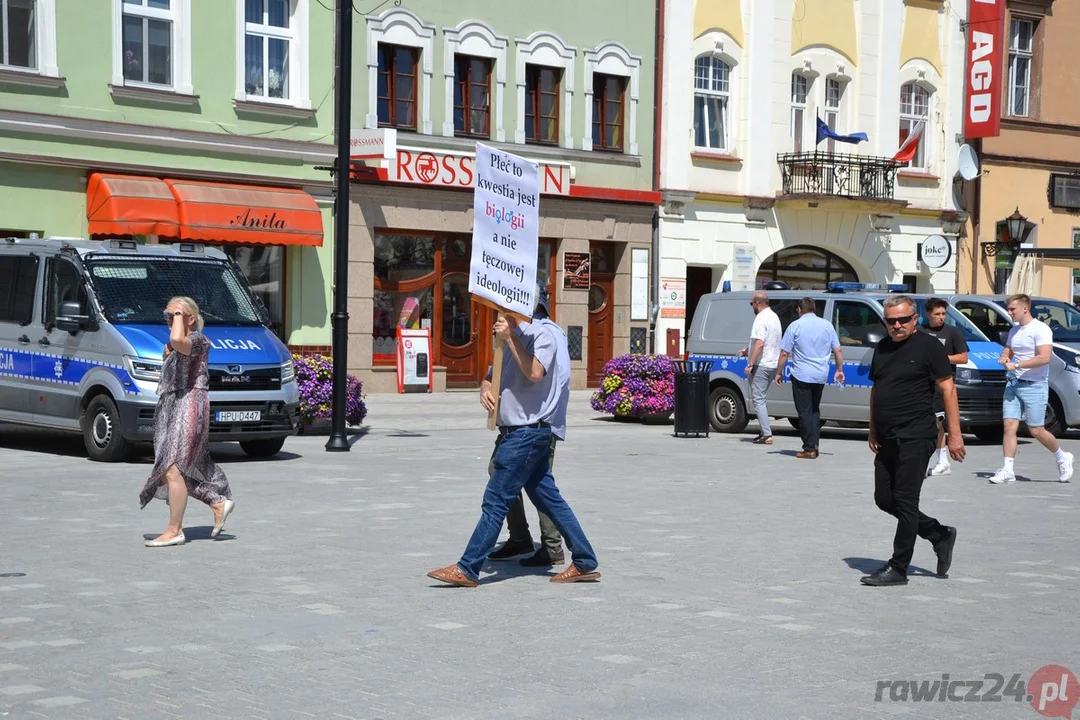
{"left": 885, "top": 314, "right": 915, "bottom": 326}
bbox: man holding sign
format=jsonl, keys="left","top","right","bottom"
{"left": 427, "top": 145, "right": 600, "bottom": 587}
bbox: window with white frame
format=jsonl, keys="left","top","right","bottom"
{"left": 824, "top": 78, "right": 843, "bottom": 153}
{"left": 243, "top": 0, "right": 294, "bottom": 100}
{"left": 1, "top": 0, "right": 35, "bottom": 69}
{"left": 1008, "top": 18, "right": 1034, "bottom": 117}
{"left": 899, "top": 81, "right": 930, "bottom": 168}
{"left": 791, "top": 73, "right": 809, "bottom": 153}
{"left": 120, "top": 0, "right": 174, "bottom": 86}
{"left": 694, "top": 55, "right": 730, "bottom": 151}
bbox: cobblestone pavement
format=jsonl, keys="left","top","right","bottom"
{"left": 0, "top": 391, "right": 1077, "bottom": 719}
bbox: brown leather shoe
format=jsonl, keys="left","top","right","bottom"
{"left": 795, "top": 450, "right": 819, "bottom": 459}
{"left": 426, "top": 564, "right": 478, "bottom": 587}
{"left": 550, "top": 563, "right": 601, "bottom": 583}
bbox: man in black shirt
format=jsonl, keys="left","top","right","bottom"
{"left": 862, "top": 295, "right": 965, "bottom": 587}
{"left": 919, "top": 298, "right": 969, "bottom": 477}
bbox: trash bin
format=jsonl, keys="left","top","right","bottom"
{"left": 672, "top": 360, "right": 711, "bottom": 437}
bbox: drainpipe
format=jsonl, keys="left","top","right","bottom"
{"left": 969, "top": 137, "right": 983, "bottom": 294}
{"left": 650, "top": 0, "right": 665, "bottom": 354}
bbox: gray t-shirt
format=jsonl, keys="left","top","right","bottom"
{"left": 496, "top": 318, "right": 570, "bottom": 440}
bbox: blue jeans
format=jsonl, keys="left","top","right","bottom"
{"left": 458, "top": 426, "right": 598, "bottom": 581}
{"left": 1003, "top": 378, "right": 1049, "bottom": 427}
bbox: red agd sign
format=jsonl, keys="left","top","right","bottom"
{"left": 392, "top": 149, "right": 571, "bottom": 196}
{"left": 965, "top": 0, "right": 1006, "bottom": 139}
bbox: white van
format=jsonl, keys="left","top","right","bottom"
{"left": 685, "top": 286, "right": 1007, "bottom": 441}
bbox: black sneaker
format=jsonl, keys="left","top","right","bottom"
{"left": 488, "top": 540, "right": 534, "bottom": 560}
{"left": 860, "top": 565, "right": 909, "bottom": 587}
{"left": 933, "top": 526, "right": 957, "bottom": 577}
{"left": 752, "top": 435, "right": 773, "bottom": 445}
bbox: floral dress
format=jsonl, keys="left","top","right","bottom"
{"left": 139, "top": 332, "right": 232, "bottom": 509}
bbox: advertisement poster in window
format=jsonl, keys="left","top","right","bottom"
{"left": 660, "top": 278, "right": 686, "bottom": 319}
{"left": 631, "top": 248, "right": 649, "bottom": 320}
{"left": 468, "top": 144, "right": 540, "bottom": 318}
{"left": 732, "top": 244, "right": 756, "bottom": 291}
{"left": 563, "top": 252, "right": 591, "bottom": 289}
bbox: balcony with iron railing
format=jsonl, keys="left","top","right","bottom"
{"left": 777, "top": 152, "right": 903, "bottom": 203}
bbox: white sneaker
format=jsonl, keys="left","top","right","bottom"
{"left": 1058, "top": 452, "right": 1074, "bottom": 483}
{"left": 929, "top": 462, "right": 952, "bottom": 476}
{"left": 989, "top": 468, "right": 1016, "bottom": 484}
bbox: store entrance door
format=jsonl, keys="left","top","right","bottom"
{"left": 587, "top": 243, "right": 617, "bottom": 386}
{"left": 441, "top": 271, "right": 495, "bottom": 388}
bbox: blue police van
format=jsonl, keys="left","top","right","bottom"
{"left": 684, "top": 283, "right": 1006, "bottom": 441}
{"left": 0, "top": 237, "right": 299, "bottom": 461}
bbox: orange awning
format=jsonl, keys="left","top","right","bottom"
{"left": 165, "top": 178, "right": 324, "bottom": 247}
{"left": 86, "top": 173, "right": 181, "bottom": 237}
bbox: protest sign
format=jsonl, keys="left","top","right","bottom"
{"left": 468, "top": 144, "right": 541, "bottom": 429}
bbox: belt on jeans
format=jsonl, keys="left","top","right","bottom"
{"left": 498, "top": 421, "right": 550, "bottom": 435}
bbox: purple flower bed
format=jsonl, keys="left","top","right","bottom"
{"left": 589, "top": 353, "right": 676, "bottom": 418}
{"left": 292, "top": 353, "right": 368, "bottom": 429}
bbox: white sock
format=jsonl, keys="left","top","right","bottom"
{"left": 1003, "top": 457, "right": 1015, "bottom": 472}
{"left": 938, "top": 448, "right": 950, "bottom": 465}
{"left": 1054, "top": 448, "right": 1068, "bottom": 463}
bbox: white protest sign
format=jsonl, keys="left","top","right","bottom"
{"left": 469, "top": 143, "right": 539, "bottom": 317}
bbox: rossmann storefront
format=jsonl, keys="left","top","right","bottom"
{"left": 348, "top": 130, "right": 658, "bottom": 393}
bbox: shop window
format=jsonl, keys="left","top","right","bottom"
{"left": 591, "top": 72, "right": 625, "bottom": 152}
{"left": 441, "top": 273, "right": 470, "bottom": 347}
{"left": 216, "top": 245, "right": 284, "bottom": 340}
{"left": 453, "top": 54, "right": 491, "bottom": 138}
{"left": 377, "top": 43, "right": 417, "bottom": 129}
{"left": 833, "top": 300, "right": 885, "bottom": 347}
{"left": 373, "top": 233, "right": 437, "bottom": 363}
{"left": 373, "top": 286, "right": 433, "bottom": 360}
{"left": 525, "top": 64, "right": 559, "bottom": 145}
{"left": 756, "top": 245, "right": 858, "bottom": 291}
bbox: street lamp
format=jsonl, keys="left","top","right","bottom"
{"left": 1007, "top": 207, "right": 1027, "bottom": 242}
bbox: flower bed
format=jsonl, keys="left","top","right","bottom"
{"left": 589, "top": 354, "right": 676, "bottom": 419}
{"left": 292, "top": 353, "right": 368, "bottom": 430}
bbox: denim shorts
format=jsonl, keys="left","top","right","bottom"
{"left": 1003, "top": 379, "right": 1049, "bottom": 427}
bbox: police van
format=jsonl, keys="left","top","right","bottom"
{"left": 0, "top": 237, "right": 299, "bottom": 461}
{"left": 685, "top": 284, "right": 1007, "bottom": 441}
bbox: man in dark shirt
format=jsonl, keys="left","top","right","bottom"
{"left": 862, "top": 295, "right": 965, "bottom": 587}
{"left": 919, "top": 298, "right": 969, "bottom": 476}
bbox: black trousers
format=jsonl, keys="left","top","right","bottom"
{"left": 791, "top": 378, "right": 823, "bottom": 451}
{"left": 874, "top": 437, "right": 947, "bottom": 574}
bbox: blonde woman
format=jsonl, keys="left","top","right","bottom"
{"left": 140, "top": 297, "right": 234, "bottom": 547}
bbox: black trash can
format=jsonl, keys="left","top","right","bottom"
{"left": 672, "top": 360, "right": 711, "bottom": 437}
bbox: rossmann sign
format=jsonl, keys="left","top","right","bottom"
{"left": 391, "top": 149, "right": 571, "bottom": 196}
{"left": 965, "top": 0, "right": 1006, "bottom": 139}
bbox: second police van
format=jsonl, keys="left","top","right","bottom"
{"left": 0, "top": 237, "right": 299, "bottom": 461}
{"left": 685, "top": 284, "right": 1007, "bottom": 441}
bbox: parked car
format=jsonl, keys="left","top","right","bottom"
{"left": 949, "top": 294, "right": 1080, "bottom": 437}
{"left": 0, "top": 237, "right": 299, "bottom": 461}
{"left": 685, "top": 285, "right": 1007, "bottom": 440}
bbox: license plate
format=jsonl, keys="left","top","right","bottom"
{"left": 216, "top": 411, "right": 261, "bottom": 423}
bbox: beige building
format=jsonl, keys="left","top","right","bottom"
{"left": 961, "top": 0, "right": 1080, "bottom": 302}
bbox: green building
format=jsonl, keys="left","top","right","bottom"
{"left": 0, "top": 0, "right": 336, "bottom": 348}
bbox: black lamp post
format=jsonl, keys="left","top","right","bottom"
{"left": 1006, "top": 207, "right": 1027, "bottom": 242}
{"left": 325, "top": 0, "right": 353, "bottom": 452}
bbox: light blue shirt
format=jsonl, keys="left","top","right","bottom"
{"left": 779, "top": 313, "right": 841, "bottom": 384}
{"left": 496, "top": 318, "right": 570, "bottom": 440}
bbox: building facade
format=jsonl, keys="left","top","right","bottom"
{"left": 960, "top": 0, "right": 1080, "bottom": 304}
{"left": 345, "top": 1, "right": 660, "bottom": 393}
{"left": 0, "top": 0, "right": 336, "bottom": 348}
{"left": 658, "top": 0, "right": 969, "bottom": 353}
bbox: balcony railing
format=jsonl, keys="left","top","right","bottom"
{"left": 777, "top": 152, "right": 901, "bottom": 201}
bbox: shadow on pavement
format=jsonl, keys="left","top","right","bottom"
{"left": 843, "top": 556, "right": 936, "bottom": 578}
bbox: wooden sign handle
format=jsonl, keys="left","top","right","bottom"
{"left": 487, "top": 315, "right": 505, "bottom": 431}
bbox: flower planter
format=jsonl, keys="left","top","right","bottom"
{"left": 590, "top": 354, "right": 676, "bottom": 420}
{"left": 293, "top": 354, "right": 368, "bottom": 431}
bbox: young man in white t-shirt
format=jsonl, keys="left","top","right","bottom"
{"left": 990, "top": 294, "right": 1074, "bottom": 483}
{"left": 739, "top": 292, "right": 783, "bottom": 444}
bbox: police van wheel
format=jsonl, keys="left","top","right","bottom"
{"left": 239, "top": 437, "right": 287, "bottom": 458}
{"left": 1042, "top": 393, "right": 1066, "bottom": 439}
{"left": 707, "top": 385, "right": 749, "bottom": 434}
{"left": 83, "top": 395, "right": 130, "bottom": 463}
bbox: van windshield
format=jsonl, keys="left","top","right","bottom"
{"left": 995, "top": 298, "right": 1080, "bottom": 343}
{"left": 874, "top": 297, "right": 990, "bottom": 343}
{"left": 84, "top": 255, "right": 264, "bottom": 326}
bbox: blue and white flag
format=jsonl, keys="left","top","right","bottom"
{"left": 816, "top": 114, "right": 868, "bottom": 145}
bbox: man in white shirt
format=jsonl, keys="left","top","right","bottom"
{"left": 739, "top": 292, "right": 783, "bottom": 444}
{"left": 990, "top": 294, "right": 1074, "bottom": 484}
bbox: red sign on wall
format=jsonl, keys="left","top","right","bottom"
{"left": 392, "top": 150, "right": 571, "bottom": 196}
{"left": 964, "top": 0, "right": 1006, "bottom": 139}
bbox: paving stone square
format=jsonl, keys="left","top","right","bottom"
{"left": 0, "top": 391, "right": 1077, "bottom": 719}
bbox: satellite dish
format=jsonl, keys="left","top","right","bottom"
{"left": 957, "top": 144, "right": 980, "bottom": 181}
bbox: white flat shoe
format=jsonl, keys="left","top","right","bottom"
{"left": 211, "top": 499, "right": 235, "bottom": 538}
{"left": 145, "top": 533, "right": 185, "bottom": 547}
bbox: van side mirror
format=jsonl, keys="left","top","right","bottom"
{"left": 864, "top": 330, "right": 885, "bottom": 347}
{"left": 55, "top": 300, "right": 90, "bottom": 334}
{"left": 998, "top": 329, "right": 1010, "bottom": 346}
